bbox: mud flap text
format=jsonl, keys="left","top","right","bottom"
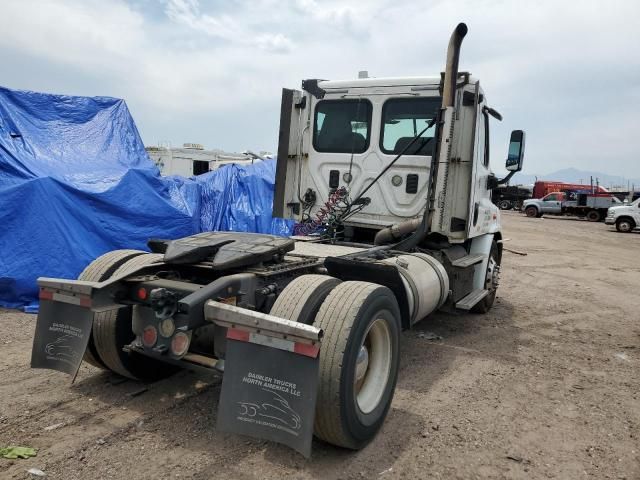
{"left": 217, "top": 338, "right": 319, "bottom": 457}
{"left": 31, "top": 300, "right": 93, "bottom": 380}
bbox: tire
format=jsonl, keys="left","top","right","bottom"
{"left": 78, "top": 249, "right": 147, "bottom": 368}
{"left": 92, "top": 253, "right": 177, "bottom": 380}
{"left": 616, "top": 218, "right": 635, "bottom": 233}
{"left": 472, "top": 241, "right": 501, "bottom": 314}
{"left": 498, "top": 200, "right": 512, "bottom": 210}
{"left": 269, "top": 275, "right": 341, "bottom": 324}
{"left": 586, "top": 210, "right": 601, "bottom": 222}
{"left": 525, "top": 206, "right": 538, "bottom": 218}
{"left": 313, "top": 281, "right": 401, "bottom": 449}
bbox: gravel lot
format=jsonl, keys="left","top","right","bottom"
{"left": 1, "top": 212, "right": 638, "bottom": 479}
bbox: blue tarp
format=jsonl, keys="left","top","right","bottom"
{"left": 0, "top": 86, "right": 292, "bottom": 311}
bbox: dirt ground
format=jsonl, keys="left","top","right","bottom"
{"left": 1, "top": 213, "right": 639, "bottom": 480}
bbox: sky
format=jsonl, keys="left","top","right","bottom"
{"left": 1, "top": 0, "right": 639, "bottom": 178}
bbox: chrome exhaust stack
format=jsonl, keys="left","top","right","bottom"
{"left": 442, "top": 22, "right": 468, "bottom": 107}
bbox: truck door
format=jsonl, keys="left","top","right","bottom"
{"left": 540, "top": 193, "right": 562, "bottom": 213}
{"left": 273, "top": 88, "right": 305, "bottom": 219}
{"left": 467, "top": 99, "right": 494, "bottom": 238}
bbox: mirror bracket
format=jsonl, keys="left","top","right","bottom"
{"left": 488, "top": 170, "right": 517, "bottom": 189}
{"left": 497, "top": 171, "right": 516, "bottom": 186}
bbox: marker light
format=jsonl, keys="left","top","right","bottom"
{"left": 170, "top": 332, "right": 190, "bottom": 357}
{"left": 142, "top": 326, "right": 158, "bottom": 348}
{"left": 159, "top": 318, "right": 175, "bottom": 338}
{"left": 137, "top": 287, "right": 147, "bottom": 300}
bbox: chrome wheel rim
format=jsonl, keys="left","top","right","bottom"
{"left": 355, "top": 317, "right": 392, "bottom": 414}
{"left": 485, "top": 255, "right": 500, "bottom": 292}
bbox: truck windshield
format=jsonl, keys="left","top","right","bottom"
{"left": 313, "top": 99, "right": 372, "bottom": 154}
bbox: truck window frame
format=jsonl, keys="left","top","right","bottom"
{"left": 379, "top": 97, "right": 441, "bottom": 155}
{"left": 483, "top": 111, "right": 490, "bottom": 167}
{"left": 312, "top": 99, "right": 373, "bottom": 154}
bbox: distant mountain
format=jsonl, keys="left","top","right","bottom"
{"left": 507, "top": 168, "right": 640, "bottom": 190}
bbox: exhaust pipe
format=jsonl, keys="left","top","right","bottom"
{"left": 375, "top": 24, "right": 469, "bottom": 248}
{"left": 442, "top": 23, "right": 468, "bottom": 107}
{"left": 374, "top": 218, "right": 423, "bottom": 245}
{"left": 378, "top": 23, "right": 468, "bottom": 247}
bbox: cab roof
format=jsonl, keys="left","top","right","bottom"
{"left": 318, "top": 76, "right": 442, "bottom": 90}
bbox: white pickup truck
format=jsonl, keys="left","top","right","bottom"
{"left": 605, "top": 198, "right": 640, "bottom": 232}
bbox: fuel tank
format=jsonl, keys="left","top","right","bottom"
{"left": 382, "top": 253, "right": 449, "bottom": 324}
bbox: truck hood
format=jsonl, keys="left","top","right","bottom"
{"left": 608, "top": 204, "right": 633, "bottom": 213}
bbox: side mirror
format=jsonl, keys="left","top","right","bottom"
{"left": 505, "top": 130, "right": 525, "bottom": 172}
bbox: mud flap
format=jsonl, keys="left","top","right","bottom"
{"left": 216, "top": 329, "right": 320, "bottom": 458}
{"left": 30, "top": 300, "right": 94, "bottom": 381}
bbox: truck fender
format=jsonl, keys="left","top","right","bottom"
{"left": 469, "top": 233, "right": 496, "bottom": 291}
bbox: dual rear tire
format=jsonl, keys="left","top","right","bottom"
{"left": 271, "top": 276, "right": 401, "bottom": 449}
{"left": 586, "top": 210, "right": 601, "bottom": 222}
{"left": 78, "top": 250, "right": 176, "bottom": 380}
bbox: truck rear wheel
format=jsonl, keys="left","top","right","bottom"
{"left": 586, "top": 210, "right": 601, "bottom": 222}
{"left": 313, "top": 281, "right": 401, "bottom": 449}
{"left": 269, "top": 275, "right": 341, "bottom": 324}
{"left": 525, "top": 206, "right": 538, "bottom": 218}
{"left": 616, "top": 218, "right": 635, "bottom": 233}
{"left": 498, "top": 200, "right": 512, "bottom": 210}
{"left": 92, "top": 253, "right": 178, "bottom": 380}
{"left": 78, "top": 249, "right": 147, "bottom": 368}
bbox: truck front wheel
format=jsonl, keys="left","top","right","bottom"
{"left": 313, "top": 281, "right": 401, "bottom": 449}
{"left": 472, "top": 241, "right": 501, "bottom": 314}
{"left": 616, "top": 218, "right": 635, "bottom": 233}
{"left": 525, "top": 206, "right": 539, "bottom": 218}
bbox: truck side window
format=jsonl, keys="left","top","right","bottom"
{"left": 483, "top": 111, "right": 490, "bottom": 167}
{"left": 544, "top": 194, "right": 558, "bottom": 201}
{"left": 313, "top": 99, "right": 372, "bottom": 154}
{"left": 380, "top": 97, "right": 440, "bottom": 155}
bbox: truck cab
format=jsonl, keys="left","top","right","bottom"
{"left": 274, "top": 74, "right": 503, "bottom": 244}
{"left": 535, "top": 192, "right": 565, "bottom": 214}
{"left": 606, "top": 198, "right": 640, "bottom": 232}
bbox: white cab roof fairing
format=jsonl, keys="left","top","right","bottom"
{"left": 316, "top": 75, "right": 480, "bottom": 91}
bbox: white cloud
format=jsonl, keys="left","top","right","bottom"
{"left": 164, "top": 0, "right": 294, "bottom": 52}
{"left": 0, "top": 0, "right": 638, "bottom": 176}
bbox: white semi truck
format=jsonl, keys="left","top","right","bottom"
{"left": 31, "top": 23, "right": 525, "bottom": 456}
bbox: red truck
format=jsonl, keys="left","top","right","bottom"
{"left": 533, "top": 181, "right": 607, "bottom": 199}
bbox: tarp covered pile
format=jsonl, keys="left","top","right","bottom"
{"left": 0, "top": 86, "right": 291, "bottom": 311}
